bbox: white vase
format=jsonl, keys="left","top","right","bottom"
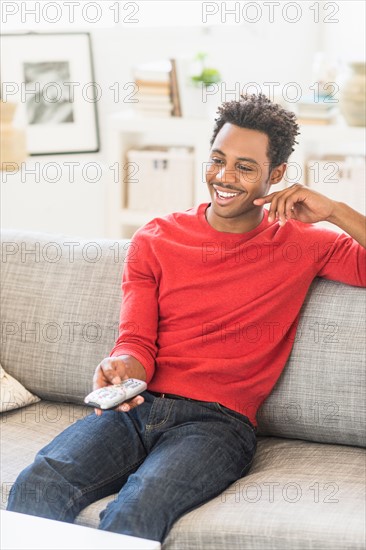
{"left": 340, "top": 62, "right": 366, "bottom": 127}
{"left": 183, "top": 84, "right": 221, "bottom": 120}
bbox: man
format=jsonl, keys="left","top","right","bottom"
{"left": 7, "top": 94, "right": 366, "bottom": 544}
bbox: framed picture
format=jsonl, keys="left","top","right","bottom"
{"left": 1, "top": 32, "right": 100, "bottom": 155}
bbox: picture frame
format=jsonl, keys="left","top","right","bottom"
{"left": 1, "top": 32, "right": 100, "bottom": 155}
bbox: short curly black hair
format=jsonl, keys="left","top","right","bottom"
{"left": 210, "top": 93, "right": 300, "bottom": 172}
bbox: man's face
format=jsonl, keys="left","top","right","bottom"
{"left": 206, "top": 123, "right": 274, "bottom": 222}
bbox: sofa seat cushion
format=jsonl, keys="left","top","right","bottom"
{"left": 163, "top": 438, "right": 365, "bottom": 550}
{"left": 1, "top": 402, "right": 364, "bottom": 549}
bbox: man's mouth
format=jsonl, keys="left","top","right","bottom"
{"left": 212, "top": 184, "right": 244, "bottom": 204}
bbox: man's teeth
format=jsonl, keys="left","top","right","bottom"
{"left": 216, "top": 190, "right": 239, "bottom": 198}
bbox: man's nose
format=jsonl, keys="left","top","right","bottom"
{"left": 216, "top": 166, "right": 238, "bottom": 184}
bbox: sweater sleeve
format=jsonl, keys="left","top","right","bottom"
{"left": 109, "top": 231, "right": 159, "bottom": 383}
{"left": 316, "top": 230, "right": 366, "bottom": 287}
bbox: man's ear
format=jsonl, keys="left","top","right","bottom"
{"left": 268, "top": 163, "right": 287, "bottom": 185}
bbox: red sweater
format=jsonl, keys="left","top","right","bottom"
{"left": 110, "top": 203, "right": 366, "bottom": 426}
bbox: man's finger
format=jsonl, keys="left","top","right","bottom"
{"left": 92, "top": 365, "right": 105, "bottom": 390}
{"left": 253, "top": 194, "right": 275, "bottom": 205}
{"left": 100, "top": 359, "right": 126, "bottom": 383}
{"left": 115, "top": 395, "right": 145, "bottom": 413}
{"left": 254, "top": 183, "right": 305, "bottom": 206}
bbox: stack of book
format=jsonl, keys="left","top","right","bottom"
{"left": 297, "top": 97, "right": 338, "bottom": 125}
{"left": 132, "top": 59, "right": 181, "bottom": 118}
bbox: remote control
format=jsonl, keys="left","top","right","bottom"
{"left": 84, "top": 378, "right": 147, "bottom": 410}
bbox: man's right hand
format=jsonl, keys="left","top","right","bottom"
{"left": 92, "top": 356, "right": 146, "bottom": 416}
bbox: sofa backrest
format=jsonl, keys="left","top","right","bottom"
{"left": 1, "top": 229, "right": 365, "bottom": 448}
{"left": 1, "top": 229, "right": 123, "bottom": 404}
{"left": 256, "top": 277, "right": 365, "bottom": 448}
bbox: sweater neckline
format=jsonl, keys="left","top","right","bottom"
{"left": 198, "top": 202, "right": 269, "bottom": 240}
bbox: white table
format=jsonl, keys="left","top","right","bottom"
{"left": 1, "top": 510, "right": 161, "bottom": 550}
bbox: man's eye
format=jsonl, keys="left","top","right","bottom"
{"left": 238, "top": 165, "right": 252, "bottom": 172}
{"left": 211, "top": 158, "right": 224, "bottom": 165}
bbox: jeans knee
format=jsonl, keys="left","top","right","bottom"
{"left": 98, "top": 477, "right": 175, "bottom": 544}
{"left": 7, "top": 458, "right": 80, "bottom": 519}
{"left": 7, "top": 464, "right": 43, "bottom": 510}
{"left": 99, "top": 500, "right": 164, "bottom": 543}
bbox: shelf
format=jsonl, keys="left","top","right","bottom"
{"left": 109, "top": 110, "right": 365, "bottom": 137}
{"left": 109, "top": 111, "right": 213, "bottom": 132}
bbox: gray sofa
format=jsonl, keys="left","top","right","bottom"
{"left": 1, "top": 228, "right": 365, "bottom": 550}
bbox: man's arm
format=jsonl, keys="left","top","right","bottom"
{"left": 254, "top": 183, "right": 366, "bottom": 248}
{"left": 326, "top": 201, "right": 366, "bottom": 248}
{"left": 94, "top": 230, "right": 160, "bottom": 414}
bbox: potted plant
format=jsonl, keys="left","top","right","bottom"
{"left": 188, "top": 53, "right": 221, "bottom": 118}
{"left": 191, "top": 52, "right": 221, "bottom": 87}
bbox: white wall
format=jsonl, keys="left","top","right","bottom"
{"left": 1, "top": 1, "right": 364, "bottom": 238}
{"left": 320, "top": 0, "right": 365, "bottom": 62}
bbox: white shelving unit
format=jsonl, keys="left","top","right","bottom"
{"left": 105, "top": 111, "right": 365, "bottom": 239}
{"left": 290, "top": 123, "right": 365, "bottom": 181}
{"left": 105, "top": 112, "right": 213, "bottom": 238}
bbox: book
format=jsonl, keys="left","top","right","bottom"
{"left": 132, "top": 59, "right": 183, "bottom": 118}
{"left": 136, "top": 86, "right": 171, "bottom": 96}
{"left": 133, "top": 59, "right": 172, "bottom": 83}
{"left": 137, "top": 85, "right": 171, "bottom": 96}
{"left": 136, "top": 94, "right": 173, "bottom": 105}
{"left": 298, "top": 117, "right": 333, "bottom": 125}
{"left": 135, "top": 79, "right": 171, "bottom": 88}
{"left": 135, "top": 102, "right": 173, "bottom": 113}
{"left": 297, "top": 101, "right": 338, "bottom": 117}
{"left": 174, "top": 58, "right": 191, "bottom": 118}
{"left": 297, "top": 104, "right": 338, "bottom": 125}
{"left": 170, "top": 59, "right": 182, "bottom": 117}
{"left": 133, "top": 108, "right": 173, "bottom": 118}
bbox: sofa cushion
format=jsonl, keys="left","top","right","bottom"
{"left": 162, "top": 437, "right": 366, "bottom": 550}
{"left": 1, "top": 403, "right": 364, "bottom": 550}
{"left": 256, "top": 278, "right": 366, "bottom": 448}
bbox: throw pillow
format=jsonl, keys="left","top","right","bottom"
{"left": 0, "top": 363, "right": 40, "bottom": 413}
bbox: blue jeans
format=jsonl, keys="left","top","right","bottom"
{"left": 7, "top": 391, "right": 257, "bottom": 543}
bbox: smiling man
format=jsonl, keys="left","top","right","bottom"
{"left": 7, "top": 94, "right": 366, "bottom": 545}
{"left": 206, "top": 122, "right": 282, "bottom": 233}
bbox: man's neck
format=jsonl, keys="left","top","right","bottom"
{"left": 205, "top": 204, "right": 265, "bottom": 234}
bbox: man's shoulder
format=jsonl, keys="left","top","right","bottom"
{"left": 134, "top": 204, "right": 205, "bottom": 239}
{"left": 276, "top": 218, "right": 343, "bottom": 244}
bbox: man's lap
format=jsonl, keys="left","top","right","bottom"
{"left": 7, "top": 391, "right": 257, "bottom": 527}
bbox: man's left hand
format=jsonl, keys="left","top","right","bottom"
{"left": 253, "top": 183, "right": 336, "bottom": 226}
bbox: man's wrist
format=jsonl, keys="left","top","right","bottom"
{"left": 116, "top": 354, "right": 147, "bottom": 382}
{"left": 326, "top": 201, "right": 347, "bottom": 227}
